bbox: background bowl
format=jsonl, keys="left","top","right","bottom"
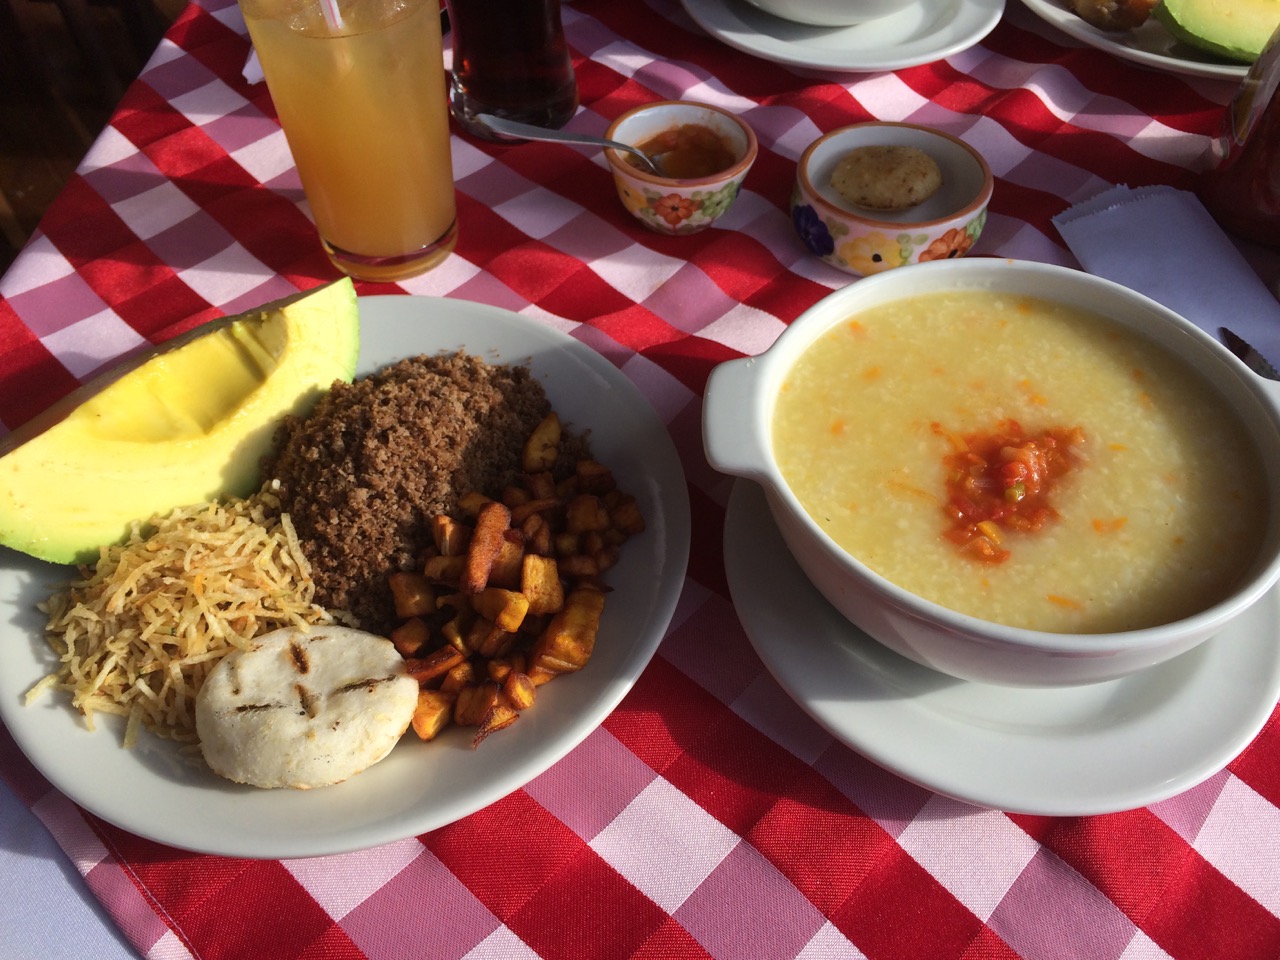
{"left": 702, "top": 258, "right": 1280, "bottom": 686}
{"left": 741, "top": 0, "right": 913, "bottom": 25}
{"left": 604, "top": 101, "right": 757, "bottom": 236}
{"left": 793, "top": 121, "right": 992, "bottom": 276}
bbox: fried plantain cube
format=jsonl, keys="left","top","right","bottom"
{"left": 510, "top": 497, "right": 560, "bottom": 525}
{"left": 593, "top": 544, "right": 621, "bottom": 574}
{"left": 558, "top": 553, "right": 600, "bottom": 580}
{"left": 465, "top": 616, "right": 516, "bottom": 658}
{"left": 441, "top": 660, "right": 476, "bottom": 694}
{"left": 424, "top": 554, "right": 466, "bottom": 586}
{"left": 430, "top": 515, "right": 471, "bottom": 556}
{"left": 389, "top": 571, "right": 436, "bottom": 619}
{"left": 404, "top": 644, "right": 467, "bottom": 685}
{"left": 473, "top": 700, "right": 520, "bottom": 746}
{"left": 486, "top": 653, "right": 527, "bottom": 683}
{"left": 454, "top": 681, "right": 501, "bottom": 726}
{"left": 529, "top": 586, "right": 605, "bottom": 676}
{"left": 471, "top": 587, "right": 530, "bottom": 633}
{"left": 609, "top": 495, "right": 646, "bottom": 537}
{"left": 501, "top": 484, "right": 531, "bottom": 508}
{"left": 520, "top": 513, "right": 553, "bottom": 557}
{"left": 489, "top": 536, "right": 525, "bottom": 590}
{"left": 566, "top": 494, "right": 610, "bottom": 534}
{"left": 521, "top": 554, "right": 565, "bottom": 615}
{"left": 523, "top": 413, "right": 562, "bottom": 472}
{"left": 554, "top": 531, "right": 579, "bottom": 557}
{"left": 390, "top": 616, "right": 431, "bottom": 658}
{"left": 458, "top": 491, "right": 492, "bottom": 517}
{"left": 575, "top": 459, "right": 616, "bottom": 494}
{"left": 527, "top": 664, "right": 558, "bottom": 686}
{"left": 411, "top": 689, "right": 456, "bottom": 740}
{"left": 525, "top": 471, "right": 557, "bottom": 501}
{"left": 439, "top": 619, "right": 464, "bottom": 654}
{"left": 502, "top": 671, "right": 536, "bottom": 711}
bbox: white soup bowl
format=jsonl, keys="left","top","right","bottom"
{"left": 702, "top": 258, "right": 1280, "bottom": 686}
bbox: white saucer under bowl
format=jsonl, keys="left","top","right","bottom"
{"left": 724, "top": 480, "right": 1280, "bottom": 816}
{"left": 679, "top": 0, "right": 1005, "bottom": 72}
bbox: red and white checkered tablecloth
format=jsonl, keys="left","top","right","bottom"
{"left": 3, "top": 0, "right": 1280, "bottom": 957}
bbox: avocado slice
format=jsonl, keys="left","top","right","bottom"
{"left": 0, "top": 278, "right": 360, "bottom": 565}
{"left": 1154, "top": 0, "right": 1280, "bottom": 64}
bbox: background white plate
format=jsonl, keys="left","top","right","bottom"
{"left": 1019, "top": 0, "right": 1248, "bottom": 81}
{"left": 0, "top": 296, "right": 691, "bottom": 858}
{"left": 725, "top": 480, "right": 1280, "bottom": 816}
{"left": 680, "top": 0, "right": 1004, "bottom": 72}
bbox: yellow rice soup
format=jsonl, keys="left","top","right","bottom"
{"left": 772, "top": 291, "right": 1269, "bottom": 633}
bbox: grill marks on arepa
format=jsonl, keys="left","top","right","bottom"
{"left": 226, "top": 633, "right": 400, "bottom": 721}
{"left": 290, "top": 639, "right": 310, "bottom": 674}
{"left": 195, "top": 626, "right": 419, "bottom": 789}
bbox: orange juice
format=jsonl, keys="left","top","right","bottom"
{"left": 239, "top": 0, "right": 456, "bottom": 281}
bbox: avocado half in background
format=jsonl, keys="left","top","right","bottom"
{"left": 1154, "top": 0, "right": 1280, "bottom": 64}
{"left": 0, "top": 278, "right": 360, "bottom": 565}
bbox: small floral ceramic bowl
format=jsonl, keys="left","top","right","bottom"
{"left": 792, "top": 122, "right": 993, "bottom": 277}
{"left": 604, "top": 101, "right": 758, "bottom": 237}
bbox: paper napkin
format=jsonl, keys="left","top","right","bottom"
{"left": 1053, "top": 184, "right": 1280, "bottom": 369}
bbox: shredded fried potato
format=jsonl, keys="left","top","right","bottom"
{"left": 28, "top": 488, "right": 340, "bottom": 746}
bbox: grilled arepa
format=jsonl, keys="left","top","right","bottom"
{"left": 196, "top": 625, "right": 418, "bottom": 789}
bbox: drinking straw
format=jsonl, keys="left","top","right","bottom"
{"left": 319, "top": 0, "right": 344, "bottom": 31}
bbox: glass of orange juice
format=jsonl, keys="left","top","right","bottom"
{"left": 238, "top": 0, "right": 456, "bottom": 281}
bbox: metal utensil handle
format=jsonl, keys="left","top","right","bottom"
{"left": 475, "top": 114, "right": 660, "bottom": 175}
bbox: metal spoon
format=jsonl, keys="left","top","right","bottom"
{"left": 475, "top": 113, "right": 665, "bottom": 176}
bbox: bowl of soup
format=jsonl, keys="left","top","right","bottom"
{"left": 702, "top": 258, "right": 1280, "bottom": 686}
{"left": 604, "top": 100, "right": 757, "bottom": 236}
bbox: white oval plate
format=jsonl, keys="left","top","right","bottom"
{"left": 1019, "top": 0, "right": 1248, "bottom": 81}
{"left": 725, "top": 480, "right": 1280, "bottom": 816}
{"left": 0, "top": 296, "right": 691, "bottom": 858}
{"left": 680, "top": 0, "right": 1004, "bottom": 72}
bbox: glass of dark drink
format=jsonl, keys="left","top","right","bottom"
{"left": 445, "top": 0, "right": 579, "bottom": 138}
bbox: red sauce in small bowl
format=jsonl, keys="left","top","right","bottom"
{"left": 628, "top": 123, "right": 737, "bottom": 178}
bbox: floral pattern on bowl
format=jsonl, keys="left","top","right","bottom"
{"left": 792, "top": 122, "right": 993, "bottom": 278}
{"left": 617, "top": 178, "right": 746, "bottom": 236}
{"left": 792, "top": 186, "right": 988, "bottom": 275}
